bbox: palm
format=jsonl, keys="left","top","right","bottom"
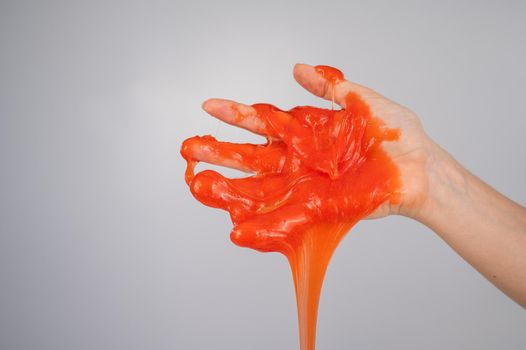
{"left": 292, "top": 64, "right": 430, "bottom": 219}
{"left": 356, "top": 92, "right": 430, "bottom": 219}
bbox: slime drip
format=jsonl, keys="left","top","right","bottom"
{"left": 181, "top": 66, "right": 400, "bottom": 350}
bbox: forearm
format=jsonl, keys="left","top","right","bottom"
{"left": 415, "top": 141, "right": 526, "bottom": 307}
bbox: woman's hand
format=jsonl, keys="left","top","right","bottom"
{"left": 181, "top": 64, "right": 406, "bottom": 251}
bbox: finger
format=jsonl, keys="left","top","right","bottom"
{"left": 189, "top": 170, "right": 260, "bottom": 222}
{"left": 293, "top": 63, "right": 379, "bottom": 108}
{"left": 251, "top": 103, "right": 303, "bottom": 140}
{"left": 181, "top": 135, "right": 286, "bottom": 174}
{"left": 202, "top": 98, "right": 279, "bottom": 138}
{"left": 230, "top": 205, "right": 311, "bottom": 253}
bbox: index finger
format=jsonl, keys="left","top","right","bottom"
{"left": 202, "top": 98, "right": 276, "bottom": 137}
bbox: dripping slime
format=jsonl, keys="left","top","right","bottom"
{"left": 181, "top": 66, "right": 401, "bottom": 350}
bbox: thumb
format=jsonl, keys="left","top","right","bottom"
{"left": 293, "top": 63, "right": 380, "bottom": 108}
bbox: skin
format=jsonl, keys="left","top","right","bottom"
{"left": 186, "top": 63, "right": 526, "bottom": 308}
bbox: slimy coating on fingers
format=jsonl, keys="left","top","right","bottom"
{"left": 181, "top": 65, "right": 401, "bottom": 350}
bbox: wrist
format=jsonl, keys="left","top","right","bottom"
{"left": 409, "top": 139, "right": 468, "bottom": 225}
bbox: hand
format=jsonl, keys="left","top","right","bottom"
{"left": 181, "top": 63, "right": 428, "bottom": 251}
{"left": 183, "top": 63, "right": 434, "bottom": 221}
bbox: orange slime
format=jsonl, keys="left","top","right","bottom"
{"left": 181, "top": 66, "right": 400, "bottom": 350}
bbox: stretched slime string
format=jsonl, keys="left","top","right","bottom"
{"left": 181, "top": 66, "right": 401, "bottom": 350}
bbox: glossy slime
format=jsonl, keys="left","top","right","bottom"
{"left": 181, "top": 66, "right": 401, "bottom": 350}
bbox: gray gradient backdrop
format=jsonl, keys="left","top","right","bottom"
{"left": 1, "top": 0, "right": 525, "bottom": 349}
